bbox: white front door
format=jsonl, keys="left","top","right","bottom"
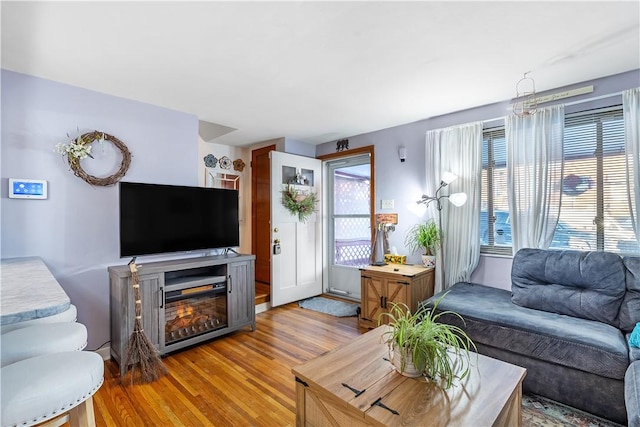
{"left": 270, "top": 151, "right": 322, "bottom": 306}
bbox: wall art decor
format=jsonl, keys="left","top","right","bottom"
{"left": 233, "top": 158, "right": 246, "bottom": 172}
{"left": 219, "top": 156, "right": 232, "bottom": 169}
{"left": 55, "top": 130, "right": 131, "bottom": 186}
{"left": 204, "top": 154, "right": 218, "bottom": 168}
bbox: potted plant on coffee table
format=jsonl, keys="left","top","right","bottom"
{"left": 405, "top": 218, "right": 441, "bottom": 268}
{"left": 379, "top": 296, "right": 475, "bottom": 389}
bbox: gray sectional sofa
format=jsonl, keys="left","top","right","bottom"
{"left": 424, "top": 248, "right": 640, "bottom": 425}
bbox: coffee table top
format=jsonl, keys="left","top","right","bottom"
{"left": 292, "top": 325, "right": 526, "bottom": 426}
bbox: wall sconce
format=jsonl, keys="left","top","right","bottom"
{"left": 398, "top": 146, "right": 407, "bottom": 162}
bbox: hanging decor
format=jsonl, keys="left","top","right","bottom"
{"left": 512, "top": 72, "right": 538, "bottom": 117}
{"left": 219, "top": 156, "right": 232, "bottom": 169}
{"left": 54, "top": 130, "right": 131, "bottom": 186}
{"left": 233, "top": 158, "right": 246, "bottom": 172}
{"left": 281, "top": 184, "right": 318, "bottom": 222}
{"left": 203, "top": 154, "right": 218, "bottom": 168}
{"left": 123, "top": 258, "right": 168, "bottom": 384}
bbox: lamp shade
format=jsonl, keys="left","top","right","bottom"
{"left": 441, "top": 172, "right": 458, "bottom": 185}
{"left": 449, "top": 192, "right": 467, "bottom": 207}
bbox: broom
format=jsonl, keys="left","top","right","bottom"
{"left": 123, "top": 257, "right": 168, "bottom": 384}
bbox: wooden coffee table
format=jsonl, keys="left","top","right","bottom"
{"left": 292, "top": 325, "right": 526, "bottom": 426}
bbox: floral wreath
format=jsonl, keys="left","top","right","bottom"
{"left": 55, "top": 130, "right": 131, "bottom": 186}
{"left": 281, "top": 185, "right": 318, "bottom": 222}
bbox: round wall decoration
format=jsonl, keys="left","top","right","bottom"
{"left": 56, "top": 130, "right": 131, "bottom": 186}
{"left": 281, "top": 184, "right": 318, "bottom": 222}
{"left": 219, "top": 156, "right": 232, "bottom": 170}
{"left": 204, "top": 154, "right": 218, "bottom": 168}
{"left": 233, "top": 159, "right": 246, "bottom": 172}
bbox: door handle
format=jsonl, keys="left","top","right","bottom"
{"left": 380, "top": 296, "right": 385, "bottom": 309}
{"left": 228, "top": 275, "right": 233, "bottom": 293}
{"left": 160, "top": 287, "right": 164, "bottom": 308}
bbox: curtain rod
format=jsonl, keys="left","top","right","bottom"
{"left": 481, "top": 90, "right": 627, "bottom": 125}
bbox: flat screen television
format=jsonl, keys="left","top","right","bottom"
{"left": 119, "top": 182, "right": 240, "bottom": 257}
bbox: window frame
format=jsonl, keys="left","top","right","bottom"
{"left": 480, "top": 105, "right": 634, "bottom": 255}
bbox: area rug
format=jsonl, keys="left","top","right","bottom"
{"left": 522, "top": 394, "right": 623, "bottom": 427}
{"left": 298, "top": 297, "right": 359, "bottom": 317}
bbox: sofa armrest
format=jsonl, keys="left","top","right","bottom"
{"left": 627, "top": 361, "right": 640, "bottom": 427}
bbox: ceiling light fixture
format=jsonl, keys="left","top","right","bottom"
{"left": 512, "top": 72, "right": 538, "bottom": 117}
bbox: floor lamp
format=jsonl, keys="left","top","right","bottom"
{"left": 417, "top": 172, "right": 467, "bottom": 288}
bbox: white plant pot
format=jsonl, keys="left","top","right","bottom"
{"left": 421, "top": 255, "right": 436, "bottom": 268}
{"left": 391, "top": 347, "right": 423, "bottom": 378}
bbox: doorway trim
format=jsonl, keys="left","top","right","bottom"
{"left": 318, "top": 146, "right": 375, "bottom": 245}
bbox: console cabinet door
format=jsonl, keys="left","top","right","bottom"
{"left": 385, "top": 279, "right": 409, "bottom": 310}
{"left": 113, "top": 272, "right": 162, "bottom": 376}
{"left": 361, "top": 274, "right": 385, "bottom": 325}
{"left": 228, "top": 260, "right": 256, "bottom": 330}
{"left": 132, "top": 273, "right": 162, "bottom": 350}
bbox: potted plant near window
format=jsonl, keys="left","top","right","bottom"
{"left": 379, "top": 297, "right": 475, "bottom": 388}
{"left": 405, "top": 218, "right": 441, "bottom": 268}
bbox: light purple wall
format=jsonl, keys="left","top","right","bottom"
{"left": 1, "top": 70, "right": 198, "bottom": 350}
{"left": 316, "top": 70, "right": 640, "bottom": 289}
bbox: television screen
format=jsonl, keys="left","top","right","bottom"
{"left": 119, "top": 182, "right": 240, "bottom": 257}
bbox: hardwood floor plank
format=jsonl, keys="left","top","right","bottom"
{"left": 92, "top": 302, "right": 364, "bottom": 426}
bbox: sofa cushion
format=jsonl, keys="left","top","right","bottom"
{"left": 627, "top": 362, "right": 640, "bottom": 427}
{"left": 511, "top": 249, "right": 626, "bottom": 326}
{"left": 426, "top": 282, "right": 629, "bottom": 380}
{"left": 619, "top": 256, "right": 640, "bottom": 333}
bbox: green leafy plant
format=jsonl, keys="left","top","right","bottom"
{"left": 281, "top": 185, "right": 318, "bottom": 222}
{"left": 379, "top": 295, "right": 476, "bottom": 389}
{"left": 404, "top": 218, "right": 442, "bottom": 256}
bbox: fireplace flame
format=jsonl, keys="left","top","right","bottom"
{"left": 176, "top": 302, "right": 194, "bottom": 318}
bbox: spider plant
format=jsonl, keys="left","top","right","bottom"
{"left": 379, "top": 294, "right": 476, "bottom": 389}
{"left": 404, "top": 218, "right": 441, "bottom": 256}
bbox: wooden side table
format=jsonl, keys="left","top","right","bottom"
{"left": 359, "top": 264, "right": 434, "bottom": 329}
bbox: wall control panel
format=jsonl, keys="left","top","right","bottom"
{"left": 8, "top": 179, "right": 48, "bottom": 199}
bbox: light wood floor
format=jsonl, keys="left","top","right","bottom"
{"left": 93, "top": 301, "right": 365, "bottom": 426}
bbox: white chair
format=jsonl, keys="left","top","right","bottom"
{"left": 1, "top": 322, "right": 88, "bottom": 367}
{"left": 1, "top": 351, "right": 104, "bottom": 427}
{"left": 1, "top": 305, "right": 78, "bottom": 334}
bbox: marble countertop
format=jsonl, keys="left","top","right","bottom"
{"left": 1, "top": 257, "right": 71, "bottom": 325}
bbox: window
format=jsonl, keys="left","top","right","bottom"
{"left": 481, "top": 106, "right": 639, "bottom": 255}
{"left": 481, "top": 127, "right": 511, "bottom": 255}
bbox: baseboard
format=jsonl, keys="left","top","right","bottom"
{"left": 95, "top": 346, "right": 111, "bottom": 361}
{"left": 255, "top": 302, "right": 271, "bottom": 314}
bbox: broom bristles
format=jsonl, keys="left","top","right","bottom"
{"left": 123, "top": 324, "right": 167, "bottom": 385}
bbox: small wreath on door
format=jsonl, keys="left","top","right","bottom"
{"left": 281, "top": 184, "right": 318, "bottom": 222}
{"left": 55, "top": 130, "right": 131, "bottom": 186}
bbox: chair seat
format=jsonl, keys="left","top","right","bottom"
{"left": 1, "top": 322, "right": 87, "bottom": 367}
{"left": 1, "top": 351, "right": 104, "bottom": 427}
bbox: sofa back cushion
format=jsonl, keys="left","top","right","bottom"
{"left": 618, "top": 256, "right": 640, "bottom": 332}
{"left": 511, "top": 249, "right": 626, "bottom": 326}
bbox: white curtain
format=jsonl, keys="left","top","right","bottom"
{"left": 623, "top": 88, "right": 640, "bottom": 244}
{"left": 426, "top": 122, "right": 483, "bottom": 292}
{"left": 506, "top": 105, "right": 564, "bottom": 253}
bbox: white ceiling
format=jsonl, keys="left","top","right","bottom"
{"left": 2, "top": 1, "right": 639, "bottom": 147}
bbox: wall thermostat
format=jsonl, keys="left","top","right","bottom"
{"left": 8, "top": 179, "right": 48, "bottom": 199}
